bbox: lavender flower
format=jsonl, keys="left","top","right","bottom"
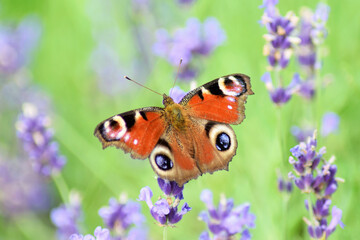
{"left": 98, "top": 196, "right": 147, "bottom": 239}
{"left": 277, "top": 176, "right": 293, "bottom": 193}
{"left": 261, "top": 72, "right": 300, "bottom": 105}
{"left": 291, "top": 125, "right": 314, "bottom": 142}
{"left": 169, "top": 86, "right": 186, "bottom": 104}
{"left": 294, "top": 73, "right": 316, "bottom": 100}
{"left": 289, "top": 131, "right": 344, "bottom": 239}
{"left": 153, "top": 17, "right": 226, "bottom": 80}
{"left": 16, "top": 103, "right": 66, "bottom": 176}
{"left": 90, "top": 42, "right": 128, "bottom": 96}
{"left": 291, "top": 112, "right": 339, "bottom": 142}
{"left": 259, "top": 0, "right": 278, "bottom": 11}
{"left": 198, "top": 189, "right": 255, "bottom": 240}
{"left": 69, "top": 226, "right": 111, "bottom": 240}
{"left": 260, "top": 2, "right": 300, "bottom": 69}
{"left": 138, "top": 179, "right": 191, "bottom": 226}
{"left": 132, "top": 0, "right": 150, "bottom": 11}
{"left": 295, "top": 4, "right": 330, "bottom": 100}
{"left": 177, "top": 0, "right": 196, "bottom": 5}
{"left": 311, "top": 3, "right": 330, "bottom": 46}
{"left": 0, "top": 16, "right": 41, "bottom": 75}
{"left": 321, "top": 112, "right": 340, "bottom": 137}
{"left": 51, "top": 192, "right": 82, "bottom": 240}
{"left": 0, "top": 156, "right": 50, "bottom": 215}
{"left": 297, "top": 8, "right": 316, "bottom": 71}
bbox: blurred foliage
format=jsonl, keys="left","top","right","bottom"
{"left": 0, "top": 0, "right": 359, "bottom": 239}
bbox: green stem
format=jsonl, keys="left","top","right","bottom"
{"left": 163, "top": 226, "right": 168, "bottom": 240}
{"left": 276, "top": 105, "right": 286, "bottom": 167}
{"left": 314, "top": 46, "right": 323, "bottom": 131}
{"left": 282, "top": 194, "right": 290, "bottom": 240}
{"left": 52, "top": 173, "right": 70, "bottom": 203}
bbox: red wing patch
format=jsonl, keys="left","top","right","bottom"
{"left": 94, "top": 108, "right": 166, "bottom": 159}
{"left": 180, "top": 74, "right": 253, "bottom": 125}
{"left": 187, "top": 94, "right": 240, "bottom": 124}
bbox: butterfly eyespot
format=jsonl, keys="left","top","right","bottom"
{"left": 205, "top": 122, "right": 237, "bottom": 154}
{"left": 109, "top": 120, "right": 120, "bottom": 130}
{"left": 155, "top": 154, "right": 173, "bottom": 170}
{"left": 149, "top": 141, "right": 175, "bottom": 174}
{"left": 216, "top": 132, "right": 231, "bottom": 151}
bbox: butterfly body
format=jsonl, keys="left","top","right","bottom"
{"left": 95, "top": 74, "right": 253, "bottom": 186}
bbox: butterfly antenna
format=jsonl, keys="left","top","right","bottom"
{"left": 124, "top": 76, "right": 162, "bottom": 96}
{"left": 169, "top": 58, "right": 183, "bottom": 97}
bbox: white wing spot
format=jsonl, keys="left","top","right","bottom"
{"left": 228, "top": 105, "right": 233, "bottom": 110}
{"left": 104, "top": 121, "right": 110, "bottom": 133}
{"left": 228, "top": 76, "right": 237, "bottom": 81}
{"left": 133, "top": 139, "right": 139, "bottom": 145}
{"left": 124, "top": 133, "right": 130, "bottom": 142}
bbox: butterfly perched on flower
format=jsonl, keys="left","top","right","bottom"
{"left": 94, "top": 74, "right": 253, "bottom": 186}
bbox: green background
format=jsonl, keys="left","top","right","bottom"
{"left": 0, "top": 0, "right": 359, "bottom": 239}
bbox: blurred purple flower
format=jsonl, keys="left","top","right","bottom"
{"left": 311, "top": 3, "right": 330, "bottom": 45}
{"left": 259, "top": 0, "right": 278, "bottom": 9}
{"left": 298, "top": 80, "right": 315, "bottom": 100}
{"left": 51, "top": 192, "right": 82, "bottom": 240}
{"left": 199, "top": 189, "right": 255, "bottom": 239}
{"left": 169, "top": 86, "right": 186, "bottom": 103}
{"left": 153, "top": 17, "right": 226, "bottom": 80}
{"left": 177, "top": 0, "right": 196, "bottom": 5}
{"left": 292, "top": 112, "right": 339, "bottom": 142}
{"left": 291, "top": 125, "right": 314, "bottom": 142}
{"left": 294, "top": 4, "right": 330, "bottom": 100}
{"left": 321, "top": 112, "right": 340, "bottom": 137}
{"left": 325, "top": 206, "right": 345, "bottom": 237}
{"left": 259, "top": 0, "right": 278, "bottom": 18}
{"left": 90, "top": 42, "right": 129, "bottom": 96}
{"left": 132, "top": 0, "right": 150, "bottom": 11}
{"left": 289, "top": 131, "right": 344, "bottom": 239}
{"left": 16, "top": 103, "right": 66, "bottom": 176}
{"left": 261, "top": 72, "right": 300, "bottom": 105}
{"left": 0, "top": 16, "right": 41, "bottom": 75}
{"left": 0, "top": 156, "right": 50, "bottom": 216}
{"left": 277, "top": 176, "right": 293, "bottom": 193}
{"left": 138, "top": 183, "right": 191, "bottom": 225}
{"left": 69, "top": 226, "right": 111, "bottom": 240}
{"left": 297, "top": 8, "right": 316, "bottom": 70}
{"left": 98, "top": 197, "right": 147, "bottom": 239}
{"left": 260, "top": 3, "right": 300, "bottom": 69}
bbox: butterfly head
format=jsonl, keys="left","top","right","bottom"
{"left": 162, "top": 94, "right": 175, "bottom": 107}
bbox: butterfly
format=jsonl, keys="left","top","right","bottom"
{"left": 94, "top": 74, "right": 253, "bottom": 186}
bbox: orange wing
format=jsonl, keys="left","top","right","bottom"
{"left": 180, "top": 74, "right": 254, "bottom": 124}
{"left": 94, "top": 107, "right": 166, "bottom": 159}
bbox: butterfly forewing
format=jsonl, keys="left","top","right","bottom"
{"left": 180, "top": 74, "right": 253, "bottom": 124}
{"left": 94, "top": 107, "right": 166, "bottom": 159}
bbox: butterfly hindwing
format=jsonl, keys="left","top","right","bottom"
{"left": 94, "top": 107, "right": 166, "bottom": 159}
{"left": 180, "top": 74, "right": 253, "bottom": 124}
{"left": 148, "top": 118, "right": 238, "bottom": 186}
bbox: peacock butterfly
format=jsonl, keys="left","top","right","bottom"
{"left": 94, "top": 74, "right": 253, "bottom": 186}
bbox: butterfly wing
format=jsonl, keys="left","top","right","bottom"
{"left": 180, "top": 74, "right": 253, "bottom": 124}
{"left": 148, "top": 118, "right": 238, "bottom": 186}
{"left": 94, "top": 107, "right": 166, "bottom": 159}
